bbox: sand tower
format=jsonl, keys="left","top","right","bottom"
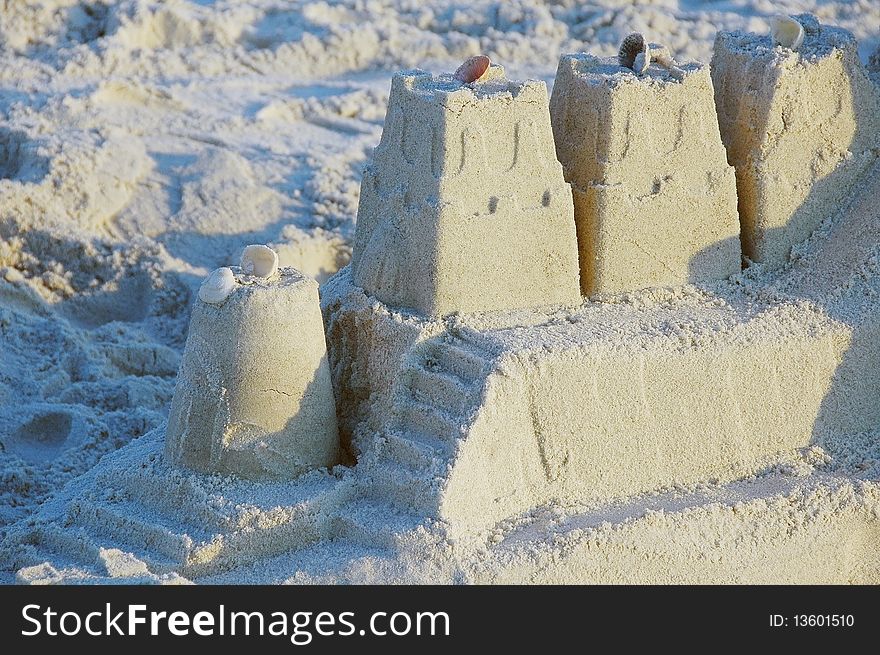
{"left": 549, "top": 47, "right": 741, "bottom": 296}
{"left": 711, "top": 15, "right": 880, "bottom": 268}
{"left": 351, "top": 65, "right": 582, "bottom": 317}
{"left": 165, "top": 246, "right": 339, "bottom": 479}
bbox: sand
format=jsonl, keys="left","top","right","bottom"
{"left": 550, "top": 53, "right": 741, "bottom": 295}
{"left": 1, "top": 1, "right": 879, "bottom": 585}
{"left": 351, "top": 68, "right": 581, "bottom": 316}
{"left": 712, "top": 21, "right": 880, "bottom": 268}
{"left": 165, "top": 262, "right": 340, "bottom": 479}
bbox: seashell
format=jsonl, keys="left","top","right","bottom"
{"left": 618, "top": 32, "right": 646, "bottom": 69}
{"left": 454, "top": 55, "right": 491, "bottom": 84}
{"left": 649, "top": 44, "right": 672, "bottom": 68}
{"left": 770, "top": 15, "right": 805, "bottom": 50}
{"left": 633, "top": 51, "right": 650, "bottom": 75}
{"left": 240, "top": 244, "right": 279, "bottom": 278}
{"left": 477, "top": 63, "right": 505, "bottom": 83}
{"left": 793, "top": 13, "right": 819, "bottom": 36}
{"left": 648, "top": 43, "right": 685, "bottom": 80}
{"left": 198, "top": 267, "right": 236, "bottom": 305}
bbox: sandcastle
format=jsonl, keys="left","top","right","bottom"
{"left": 164, "top": 246, "right": 339, "bottom": 479}
{"left": 5, "top": 15, "right": 880, "bottom": 585}
{"left": 711, "top": 15, "right": 880, "bottom": 267}
{"left": 549, "top": 45, "right": 741, "bottom": 295}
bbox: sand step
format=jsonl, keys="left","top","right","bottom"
{"left": 13, "top": 522, "right": 178, "bottom": 577}
{"left": 10, "top": 524, "right": 107, "bottom": 575}
{"left": 424, "top": 339, "right": 492, "bottom": 383}
{"left": 100, "top": 458, "right": 343, "bottom": 534}
{"left": 361, "top": 462, "right": 441, "bottom": 514}
{"left": 69, "top": 496, "right": 212, "bottom": 566}
{"left": 379, "top": 430, "right": 452, "bottom": 470}
{"left": 67, "top": 493, "right": 328, "bottom": 578}
{"left": 393, "top": 399, "right": 463, "bottom": 441}
{"left": 96, "top": 464, "right": 227, "bottom": 531}
{"left": 326, "top": 498, "right": 425, "bottom": 549}
{"left": 477, "top": 473, "right": 879, "bottom": 584}
{"left": 405, "top": 363, "right": 477, "bottom": 414}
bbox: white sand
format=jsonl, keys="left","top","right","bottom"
{"left": 1, "top": 1, "right": 879, "bottom": 584}
{"left": 712, "top": 21, "right": 880, "bottom": 268}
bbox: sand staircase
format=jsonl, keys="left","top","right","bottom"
{"left": 326, "top": 332, "right": 496, "bottom": 544}
{"left": 5, "top": 432, "right": 349, "bottom": 582}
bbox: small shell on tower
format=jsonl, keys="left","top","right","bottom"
{"left": 770, "top": 15, "right": 805, "bottom": 50}
{"left": 618, "top": 32, "right": 646, "bottom": 69}
{"left": 454, "top": 55, "right": 491, "bottom": 84}
{"left": 649, "top": 44, "right": 673, "bottom": 68}
{"left": 198, "top": 267, "right": 237, "bottom": 305}
{"left": 793, "top": 13, "right": 819, "bottom": 36}
{"left": 240, "top": 244, "right": 279, "bottom": 278}
{"left": 647, "top": 42, "right": 685, "bottom": 80}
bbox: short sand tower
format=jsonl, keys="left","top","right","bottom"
{"left": 711, "top": 16, "right": 880, "bottom": 268}
{"left": 351, "top": 65, "right": 582, "bottom": 317}
{"left": 165, "top": 247, "right": 339, "bottom": 479}
{"left": 549, "top": 52, "right": 741, "bottom": 296}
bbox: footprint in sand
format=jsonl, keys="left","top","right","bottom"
{"left": 3, "top": 411, "right": 73, "bottom": 464}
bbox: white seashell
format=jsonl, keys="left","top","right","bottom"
{"left": 647, "top": 43, "right": 686, "bottom": 79}
{"left": 199, "top": 267, "right": 237, "bottom": 305}
{"left": 770, "top": 15, "right": 805, "bottom": 50}
{"left": 477, "top": 63, "right": 505, "bottom": 83}
{"left": 633, "top": 51, "right": 650, "bottom": 75}
{"left": 240, "top": 244, "right": 279, "bottom": 278}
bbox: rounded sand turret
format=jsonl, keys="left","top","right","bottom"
{"left": 165, "top": 252, "right": 339, "bottom": 479}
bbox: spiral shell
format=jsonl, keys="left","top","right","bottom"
{"left": 770, "top": 15, "right": 805, "bottom": 50}
{"left": 240, "top": 244, "right": 279, "bottom": 278}
{"left": 618, "top": 32, "right": 646, "bottom": 69}
{"left": 454, "top": 55, "right": 491, "bottom": 84}
{"left": 199, "top": 267, "right": 237, "bottom": 305}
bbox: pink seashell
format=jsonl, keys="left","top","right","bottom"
{"left": 454, "top": 55, "right": 491, "bottom": 83}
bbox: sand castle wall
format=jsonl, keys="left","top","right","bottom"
{"left": 441, "top": 317, "right": 880, "bottom": 532}
{"left": 351, "top": 69, "right": 581, "bottom": 317}
{"left": 165, "top": 267, "right": 339, "bottom": 479}
{"left": 550, "top": 54, "right": 741, "bottom": 296}
{"left": 711, "top": 21, "right": 880, "bottom": 268}
{"left": 322, "top": 265, "right": 880, "bottom": 534}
